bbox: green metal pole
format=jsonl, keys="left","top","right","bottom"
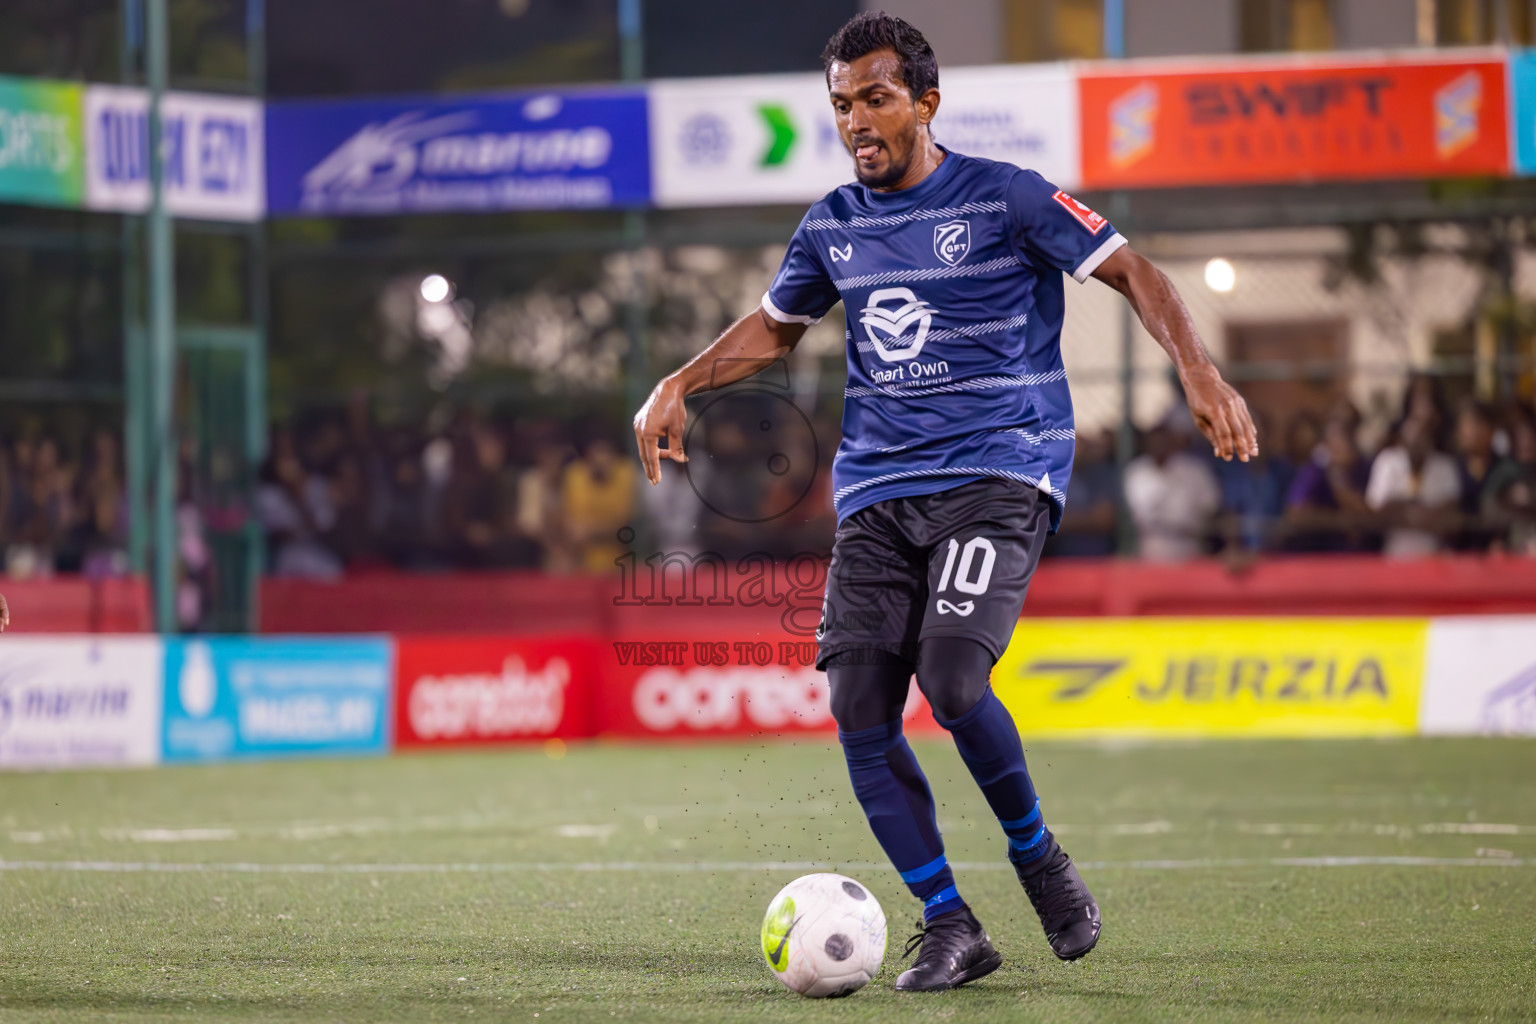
{"left": 121, "top": 0, "right": 147, "bottom": 575}
{"left": 245, "top": 0, "right": 268, "bottom": 632}
{"left": 146, "top": 0, "right": 179, "bottom": 632}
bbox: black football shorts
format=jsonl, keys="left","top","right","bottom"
{"left": 815, "top": 477, "right": 1051, "bottom": 669}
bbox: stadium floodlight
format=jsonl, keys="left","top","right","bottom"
{"left": 420, "top": 274, "right": 453, "bottom": 303}
{"left": 1204, "top": 258, "right": 1236, "bottom": 293}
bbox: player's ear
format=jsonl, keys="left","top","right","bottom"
{"left": 915, "top": 88, "right": 940, "bottom": 127}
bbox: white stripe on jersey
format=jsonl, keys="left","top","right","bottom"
{"left": 804, "top": 200, "right": 1007, "bottom": 232}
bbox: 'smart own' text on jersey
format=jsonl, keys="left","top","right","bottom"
{"left": 763, "top": 148, "right": 1125, "bottom": 531}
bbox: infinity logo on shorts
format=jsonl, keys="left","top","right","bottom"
{"left": 935, "top": 599, "right": 975, "bottom": 616}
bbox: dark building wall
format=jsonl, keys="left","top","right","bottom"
{"left": 642, "top": 0, "right": 859, "bottom": 77}
{"left": 1125, "top": 0, "right": 1236, "bottom": 56}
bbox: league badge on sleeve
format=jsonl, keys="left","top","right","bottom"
{"left": 1052, "top": 190, "right": 1109, "bottom": 235}
{"left": 933, "top": 219, "right": 970, "bottom": 266}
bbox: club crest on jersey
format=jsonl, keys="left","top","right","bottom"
{"left": 933, "top": 219, "right": 970, "bottom": 266}
{"left": 859, "top": 287, "right": 933, "bottom": 363}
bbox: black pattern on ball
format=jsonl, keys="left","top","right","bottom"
{"left": 841, "top": 881, "right": 867, "bottom": 901}
{"left": 824, "top": 933, "right": 854, "bottom": 961}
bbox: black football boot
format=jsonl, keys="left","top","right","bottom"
{"left": 1016, "top": 838, "right": 1101, "bottom": 960}
{"left": 894, "top": 906, "right": 1002, "bottom": 991}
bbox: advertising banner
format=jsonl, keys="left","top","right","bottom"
{"left": 83, "top": 86, "right": 264, "bottom": 221}
{"left": 1508, "top": 51, "right": 1536, "bottom": 174}
{"left": 1079, "top": 54, "right": 1508, "bottom": 189}
{"left": 931, "top": 63, "right": 1080, "bottom": 188}
{"left": 0, "top": 76, "right": 84, "bottom": 208}
{"left": 162, "top": 637, "right": 392, "bottom": 762}
{"left": 648, "top": 73, "right": 850, "bottom": 208}
{"left": 395, "top": 636, "right": 600, "bottom": 746}
{"left": 266, "top": 88, "right": 649, "bottom": 216}
{"left": 0, "top": 637, "right": 162, "bottom": 768}
{"left": 598, "top": 633, "right": 944, "bottom": 738}
{"left": 649, "top": 64, "right": 1079, "bottom": 208}
{"left": 992, "top": 618, "right": 1427, "bottom": 737}
{"left": 1421, "top": 616, "right": 1536, "bottom": 735}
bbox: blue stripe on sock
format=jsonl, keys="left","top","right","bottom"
{"left": 998, "top": 801, "right": 1041, "bottom": 831}
{"left": 1008, "top": 823, "right": 1046, "bottom": 851}
{"left": 924, "top": 885, "right": 959, "bottom": 909}
{"left": 900, "top": 853, "right": 949, "bottom": 884}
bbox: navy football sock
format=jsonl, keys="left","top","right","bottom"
{"left": 838, "top": 720, "right": 965, "bottom": 921}
{"left": 937, "top": 687, "right": 1053, "bottom": 868}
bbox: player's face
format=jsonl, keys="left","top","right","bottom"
{"left": 827, "top": 50, "right": 936, "bottom": 189}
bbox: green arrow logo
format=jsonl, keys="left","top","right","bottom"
{"left": 757, "top": 104, "right": 796, "bottom": 167}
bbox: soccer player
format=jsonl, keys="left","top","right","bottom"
{"left": 634, "top": 12, "right": 1257, "bottom": 991}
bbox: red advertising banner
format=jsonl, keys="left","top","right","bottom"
{"left": 1079, "top": 55, "right": 1508, "bottom": 189}
{"left": 394, "top": 636, "right": 602, "bottom": 747}
{"left": 597, "top": 634, "right": 946, "bottom": 739}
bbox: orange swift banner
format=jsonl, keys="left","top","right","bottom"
{"left": 1079, "top": 55, "right": 1508, "bottom": 189}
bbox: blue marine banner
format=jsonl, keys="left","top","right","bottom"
{"left": 163, "top": 638, "right": 393, "bottom": 762}
{"left": 1509, "top": 51, "right": 1536, "bottom": 175}
{"left": 265, "top": 88, "right": 649, "bottom": 215}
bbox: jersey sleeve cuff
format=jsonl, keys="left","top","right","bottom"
{"left": 1071, "top": 232, "right": 1128, "bottom": 284}
{"left": 761, "top": 291, "right": 824, "bottom": 325}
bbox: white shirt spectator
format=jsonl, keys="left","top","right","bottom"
{"left": 1124, "top": 452, "right": 1220, "bottom": 562}
{"left": 1365, "top": 446, "right": 1461, "bottom": 558}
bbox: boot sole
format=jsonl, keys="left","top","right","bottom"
{"left": 895, "top": 950, "right": 1003, "bottom": 992}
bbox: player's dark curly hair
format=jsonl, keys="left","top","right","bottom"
{"left": 821, "top": 11, "right": 939, "bottom": 101}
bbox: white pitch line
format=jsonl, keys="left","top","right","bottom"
{"left": 0, "top": 855, "right": 1527, "bottom": 875}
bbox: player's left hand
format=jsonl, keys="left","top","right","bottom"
{"left": 633, "top": 376, "right": 690, "bottom": 485}
{"left": 1183, "top": 367, "right": 1258, "bottom": 462}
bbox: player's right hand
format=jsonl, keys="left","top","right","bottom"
{"left": 0, "top": 592, "right": 10, "bottom": 632}
{"left": 633, "top": 377, "right": 689, "bottom": 485}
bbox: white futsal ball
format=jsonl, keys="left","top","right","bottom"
{"left": 760, "top": 872, "right": 887, "bottom": 998}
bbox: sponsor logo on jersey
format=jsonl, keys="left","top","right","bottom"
{"left": 829, "top": 242, "right": 853, "bottom": 262}
{"left": 935, "top": 599, "right": 975, "bottom": 616}
{"left": 858, "top": 287, "right": 933, "bottom": 363}
{"left": 1052, "top": 189, "right": 1109, "bottom": 234}
{"left": 933, "top": 219, "right": 970, "bottom": 266}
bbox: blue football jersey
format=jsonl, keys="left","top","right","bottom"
{"left": 763, "top": 149, "right": 1126, "bottom": 531}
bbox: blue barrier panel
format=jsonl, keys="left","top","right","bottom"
{"left": 163, "top": 637, "right": 393, "bottom": 763}
{"left": 265, "top": 88, "right": 650, "bottom": 215}
{"left": 1510, "top": 51, "right": 1536, "bottom": 175}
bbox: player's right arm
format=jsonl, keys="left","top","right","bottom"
{"left": 634, "top": 209, "right": 840, "bottom": 486}
{"left": 1, "top": 592, "right": 10, "bottom": 632}
{"left": 632, "top": 310, "right": 809, "bottom": 485}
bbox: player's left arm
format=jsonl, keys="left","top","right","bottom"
{"left": 1092, "top": 247, "right": 1259, "bottom": 463}
{"left": 0, "top": 592, "right": 10, "bottom": 632}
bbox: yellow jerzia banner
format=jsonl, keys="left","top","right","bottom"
{"left": 992, "top": 618, "right": 1428, "bottom": 738}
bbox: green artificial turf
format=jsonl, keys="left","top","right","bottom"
{"left": 1, "top": 738, "right": 1533, "bottom": 1023}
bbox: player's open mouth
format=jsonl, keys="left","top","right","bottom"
{"left": 855, "top": 142, "right": 882, "bottom": 162}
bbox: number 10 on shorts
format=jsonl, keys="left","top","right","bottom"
{"left": 936, "top": 536, "right": 996, "bottom": 617}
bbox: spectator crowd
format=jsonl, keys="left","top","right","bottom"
{"left": 3, "top": 378, "right": 1535, "bottom": 581}
{"left": 1056, "top": 379, "right": 1536, "bottom": 562}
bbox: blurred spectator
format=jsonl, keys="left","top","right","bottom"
{"left": 1365, "top": 414, "right": 1461, "bottom": 559}
{"left": 563, "top": 435, "right": 636, "bottom": 573}
{"left": 441, "top": 423, "right": 538, "bottom": 569}
{"left": 256, "top": 430, "right": 343, "bottom": 579}
{"left": 74, "top": 427, "right": 129, "bottom": 577}
{"left": 1215, "top": 412, "right": 1290, "bottom": 553}
{"left": 6, "top": 437, "right": 72, "bottom": 578}
{"left": 375, "top": 434, "right": 443, "bottom": 569}
{"left": 1282, "top": 417, "right": 1376, "bottom": 552}
{"left": 1484, "top": 413, "right": 1536, "bottom": 555}
{"left": 1452, "top": 399, "right": 1508, "bottom": 550}
{"left": 1046, "top": 428, "right": 1119, "bottom": 558}
{"left": 1124, "top": 418, "right": 1220, "bottom": 562}
{"left": 517, "top": 426, "right": 578, "bottom": 572}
